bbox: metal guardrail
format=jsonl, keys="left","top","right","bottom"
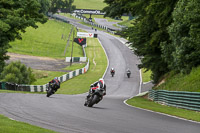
{"left": 148, "top": 90, "right": 200, "bottom": 111}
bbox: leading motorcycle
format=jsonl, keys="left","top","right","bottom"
{"left": 84, "top": 86, "right": 105, "bottom": 107}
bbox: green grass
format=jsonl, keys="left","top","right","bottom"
{"left": 9, "top": 20, "right": 83, "bottom": 58}
{"left": 31, "top": 63, "right": 86, "bottom": 85}
{"left": 126, "top": 96, "right": 200, "bottom": 122}
{"left": 0, "top": 114, "right": 57, "bottom": 133}
{"left": 31, "top": 70, "right": 66, "bottom": 85}
{"left": 63, "top": 63, "right": 86, "bottom": 71}
{"left": 73, "top": 0, "right": 107, "bottom": 10}
{"left": 57, "top": 38, "right": 108, "bottom": 94}
{"left": 156, "top": 66, "right": 200, "bottom": 92}
{"left": 142, "top": 68, "right": 152, "bottom": 82}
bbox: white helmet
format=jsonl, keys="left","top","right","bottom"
{"left": 99, "top": 78, "right": 105, "bottom": 88}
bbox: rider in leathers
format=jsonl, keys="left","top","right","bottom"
{"left": 85, "top": 78, "right": 106, "bottom": 105}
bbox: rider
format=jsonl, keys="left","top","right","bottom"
{"left": 48, "top": 77, "right": 60, "bottom": 93}
{"left": 127, "top": 68, "right": 131, "bottom": 73}
{"left": 85, "top": 78, "right": 106, "bottom": 103}
{"left": 110, "top": 68, "right": 115, "bottom": 74}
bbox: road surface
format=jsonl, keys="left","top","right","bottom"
{"left": 0, "top": 15, "right": 199, "bottom": 133}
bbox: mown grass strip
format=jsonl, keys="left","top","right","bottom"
{"left": 8, "top": 20, "right": 83, "bottom": 58}
{"left": 73, "top": 0, "right": 107, "bottom": 10}
{"left": 57, "top": 38, "right": 107, "bottom": 94}
{"left": 126, "top": 96, "right": 200, "bottom": 122}
{"left": 0, "top": 114, "right": 57, "bottom": 133}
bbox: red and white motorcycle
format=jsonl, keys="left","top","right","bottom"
{"left": 84, "top": 86, "right": 105, "bottom": 107}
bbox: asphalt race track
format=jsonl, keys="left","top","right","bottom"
{"left": 0, "top": 16, "right": 200, "bottom": 133}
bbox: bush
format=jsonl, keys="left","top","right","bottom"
{"left": 0, "top": 61, "right": 36, "bottom": 84}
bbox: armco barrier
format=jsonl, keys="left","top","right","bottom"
{"left": 17, "top": 59, "right": 89, "bottom": 92}
{"left": 148, "top": 90, "right": 200, "bottom": 111}
{"left": 74, "top": 15, "right": 117, "bottom": 35}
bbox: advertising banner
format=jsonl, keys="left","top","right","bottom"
{"left": 73, "top": 9, "right": 105, "bottom": 15}
{"left": 74, "top": 38, "right": 86, "bottom": 46}
{"left": 77, "top": 32, "right": 94, "bottom": 38}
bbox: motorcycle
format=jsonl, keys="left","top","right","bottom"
{"left": 84, "top": 86, "right": 105, "bottom": 107}
{"left": 127, "top": 70, "right": 131, "bottom": 78}
{"left": 111, "top": 70, "right": 115, "bottom": 77}
{"left": 46, "top": 83, "right": 55, "bottom": 97}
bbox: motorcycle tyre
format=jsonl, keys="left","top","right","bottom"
{"left": 88, "top": 95, "right": 99, "bottom": 107}
{"left": 46, "top": 88, "right": 52, "bottom": 97}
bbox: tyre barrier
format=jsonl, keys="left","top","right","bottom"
{"left": 16, "top": 59, "right": 89, "bottom": 92}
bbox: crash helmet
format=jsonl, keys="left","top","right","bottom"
{"left": 111, "top": 68, "right": 114, "bottom": 70}
{"left": 90, "top": 84, "right": 94, "bottom": 87}
{"left": 98, "top": 78, "right": 105, "bottom": 88}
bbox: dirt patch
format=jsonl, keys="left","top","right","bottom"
{"left": 6, "top": 53, "right": 71, "bottom": 72}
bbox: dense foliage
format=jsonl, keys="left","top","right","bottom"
{"left": 161, "top": 0, "right": 200, "bottom": 74}
{"left": 0, "top": 61, "right": 36, "bottom": 84}
{"left": 49, "top": 0, "right": 76, "bottom": 13}
{"left": 0, "top": 0, "right": 47, "bottom": 72}
{"left": 103, "top": 0, "right": 200, "bottom": 83}
{"left": 37, "top": 0, "right": 51, "bottom": 15}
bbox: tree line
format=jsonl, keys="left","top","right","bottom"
{"left": 0, "top": 0, "right": 75, "bottom": 84}
{"left": 103, "top": 0, "right": 200, "bottom": 83}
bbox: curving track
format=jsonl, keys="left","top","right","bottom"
{"left": 0, "top": 16, "right": 200, "bottom": 133}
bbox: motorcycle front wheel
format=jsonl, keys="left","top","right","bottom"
{"left": 46, "top": 88, "right": 53, "bottom": 97}
{"left": 88, "top": 95, "right": 99, "bottom": 107}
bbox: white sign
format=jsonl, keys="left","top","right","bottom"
{"left": 77, "top": 32, "right": 94, "bottom": 38}
{"left": 73, "top": 9, "right": 105, "bottom": 15}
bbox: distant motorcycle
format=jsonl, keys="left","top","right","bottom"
{"left": 84, "top": 86, "right": 105, "bottom": 107}
{"left": 111, "top": 70, "right": 115, "bottom": 77}
{"left": 127, "top": 70, "right": 131, "bottom": 78}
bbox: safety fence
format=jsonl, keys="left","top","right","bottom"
{"left": 74, "top": 15, "right": 117, "bottom": 35}
{"left": 0, "top": 59, "right": 89, "bottom": 92}
{"left": 148, "top": 90, "right": 200, "bottom": 111}
{"left": 47, "top": 13, "right": 69, "bottom": 23}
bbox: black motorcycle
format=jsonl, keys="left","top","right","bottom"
{"left": 111, "top": 70, "right": 115, "bottom": 77}
{"left": 84, "top": 86, "right": 104, "bottom": 107}
{"left": 46, "top": 83, "right": 55, "bottom": 97}
{"left": 127, "top": 70, "right": 131, "bottom": 78}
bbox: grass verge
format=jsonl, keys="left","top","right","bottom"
{"left": 57, "top": 38, "right": 107, "bottom": 94}
{"left": 8, "top": 20, "right": 83, "bottom": 58}
{"left": 31, "top": 70, "right": 66, "bottom": 85}
{"left": 126, "top": 95, "right": 200, "bottom": 122}
{"left": 142, "top": 68, "right": 152, "bottom": 82}
{"left": 156, "top": 66, "right": 200, "bottom": 92}
{"left": 73, "top": 0, "right": 107, "bottom": 10}
{"left": 0, "top": 114, "right": 57, "bottom": 133}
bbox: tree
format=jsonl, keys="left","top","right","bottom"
{"left": 0, "top": 61, "right": 36, "bottom": 84}
{"left": 37, "top": 0, "right": 51, "bottom": 15}
{"left": 162, "top": 0, "right": 200, "bottom": 73}
{"left": 49, "top": 0, "right": 76, "bottom": 14}
{"left": 103, "top": 0, "right": 178, "bottom": 83}
{"left": 0, "top": 0, "right": 47, "bottom": 73}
